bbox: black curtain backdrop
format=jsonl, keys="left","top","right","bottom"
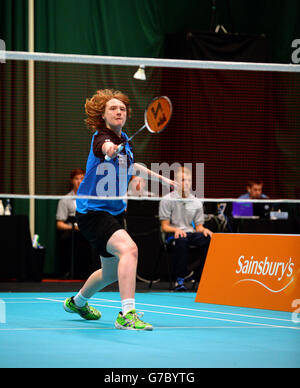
{"left": 164, "top": 31, "right": 270, "bottom": 62}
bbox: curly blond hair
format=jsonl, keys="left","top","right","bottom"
{"left": 84, "top": 89, "right": 131, "bottom": 131}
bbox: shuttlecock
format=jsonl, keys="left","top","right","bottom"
{"left": 133, "top": 65, "right": 146, "bottom": 80}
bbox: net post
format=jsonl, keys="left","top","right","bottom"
{"left": 28, "top": 0, "right": 35, "bottom": 238}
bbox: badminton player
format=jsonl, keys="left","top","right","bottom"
{"left": 64, "top": 89, "right": 174, "bottom": 330}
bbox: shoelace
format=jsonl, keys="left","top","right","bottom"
{"left": 135, "top": 312, "right": 145, "bottom": 322}
{"left": 125, "top": 311, "right": 146, "bottom": 325}
{"left": 80, "top": 304, "right": 96, "bottom": 315}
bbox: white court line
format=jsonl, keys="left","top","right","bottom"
{"left": 3, "top": 296, "right": 295, "bottom": 325}
{"left": 91, "top": 297, "right": 293, "bottom": 323}
{"left": 37, "top": 297, "right": 300, "bottom": 330}
{"left": 0, "top": 298, "right": 47, "bottom": 301}
{"left": 1, "top": 301, "right": 53, "bottom": 304}
{"left": 30, "top": 296, "right": 293, "bottom": 323}
{"left": 0, "top": 326, "right": 297, "bottom": 332}
{"left": 1, "top": 296, "right": 293, "bottom": 323}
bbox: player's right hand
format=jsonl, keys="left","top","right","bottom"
{"left": 106, "top": 144, "right": 119, "bottom": 159}
{"left": 102, "top": 142, "right": 121, "bottom": 159}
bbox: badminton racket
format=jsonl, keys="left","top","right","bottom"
{"left": 105, "top": 96, "right": 172, "bottom": 160}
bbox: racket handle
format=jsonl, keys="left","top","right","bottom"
{"left": 104, "top": 143, "right": 124, "bottom": 161}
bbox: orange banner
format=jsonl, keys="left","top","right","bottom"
{"left": 195, "top": 233, "right": 300, "bottom": 312}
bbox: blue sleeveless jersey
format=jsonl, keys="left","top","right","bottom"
{"left": 76, "top": 131, "right": 134, "bottom": 215}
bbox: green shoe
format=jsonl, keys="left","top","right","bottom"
{"left": 63, "top": 296, "right": 101, "bottom": 320}
{"left": 115, "top": 309, "right": 153, "bottom": 331}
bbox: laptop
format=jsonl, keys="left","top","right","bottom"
{"left": 232, "top": 202, "right": 255, "bottom": 218}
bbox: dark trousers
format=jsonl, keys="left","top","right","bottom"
{"left": 168, "top": 232, "right": 211, "bottom": 279}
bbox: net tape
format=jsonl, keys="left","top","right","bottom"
{"left": 4, "top": 51, "right": 300, "bottom": 73}
{"left": 0, "top": 194, "right": 299, "bottom": 203}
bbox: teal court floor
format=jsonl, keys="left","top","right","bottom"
{"left": 0, "top": 291, "right": 299, "bottom": 368}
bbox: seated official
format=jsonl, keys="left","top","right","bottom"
{"left": 159, "top": 166, "right": 212, "bottom": 291}
{"left": 239, "top": 180, "right": 268, "bottom": 200}
{"left": 56, "top": 168, "right": 97, "bottom": 278}
{"left": 234, "top": 179, "right": 270, "bottom": 218}
{"left": 56, "top": 168, "right": 85, "bottom": 233}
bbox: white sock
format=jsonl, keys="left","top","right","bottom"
{"left": 73, "top": 291, "right": 89, "bottom": 307}
{"left": 122, "top": 298, "right": 135, "bottom": 316}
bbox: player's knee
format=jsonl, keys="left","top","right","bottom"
{"left": 127, "top": 241, "right": 138, "bottom": 260}
{"left": 118, "top": 239, "right": 138, "bottom": 260}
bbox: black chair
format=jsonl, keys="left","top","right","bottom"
{"left": 57, "top": 216, "right": 99, "bottom": 279}
{"left": 68, "top": 216, "right": 76, "bottom": 279}
{"left": 126, "top": 200, "right": 171, "bottom": 288}
{"left": 148, "top": 230, "right": 173, "bottom": 289}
